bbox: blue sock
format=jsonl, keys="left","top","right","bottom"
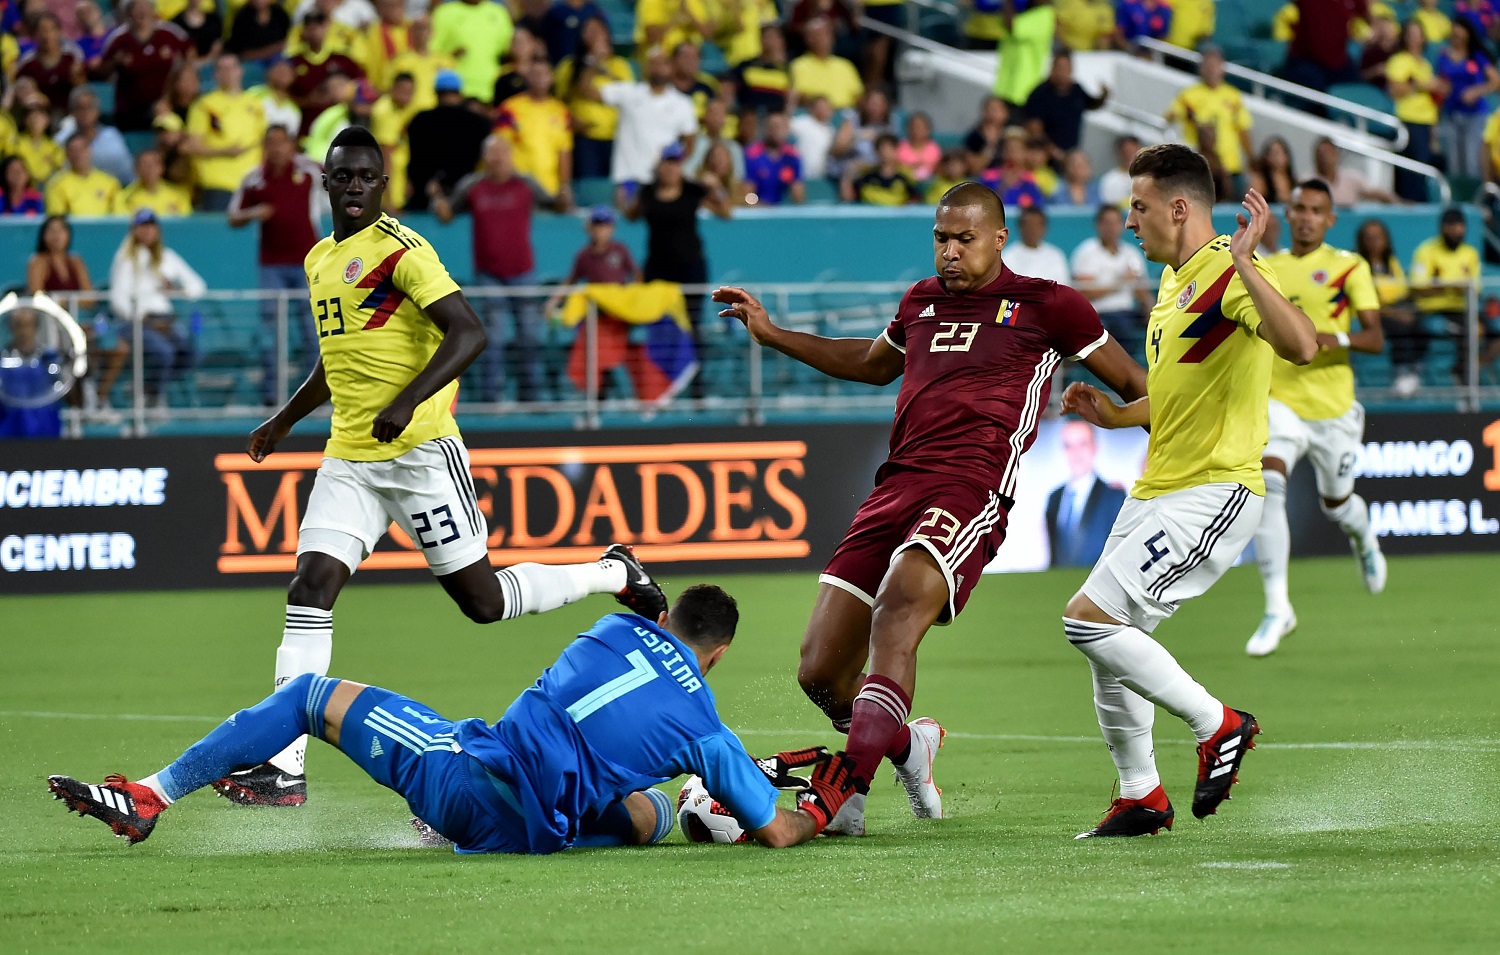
{"left": 154, "top": 674, "right": 340, "bottom": 801}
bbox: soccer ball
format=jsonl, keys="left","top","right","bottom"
{"left": 676, "top": 775, "right": 750, "bottom": 844}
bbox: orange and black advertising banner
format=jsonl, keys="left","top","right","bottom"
{"left": 0, "top": 424, "right": 893, "bottom": 594}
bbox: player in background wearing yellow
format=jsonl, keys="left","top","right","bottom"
{"left": 224, "top": 127, "right": 667, "bottom": 808}
{"left": 1246, "top": 180, "right": 1386, "bottom": 658}
{"left": 1061, "top": 145, "right": 1317, "bottom": 838}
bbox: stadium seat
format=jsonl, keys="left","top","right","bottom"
{"left": 572, "top": 177, "right": 615, "bottom": 207}
{"left": 122, "top": 130, "right": 157, "bottom": 157}
{"left": 803, "top": 179, "right": 839, "bottom": 204}
{"left": 1326, "top": 82, "right": 1398, "bottom": 132}
{"left": 88, "top": 81, "right": 114, "bottom": 120}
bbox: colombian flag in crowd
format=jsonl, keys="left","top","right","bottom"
{"left": 559, "top": 282, "right": 699, "bottom": 404}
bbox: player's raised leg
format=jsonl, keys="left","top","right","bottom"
{"left": 1248, "top": 454, "right": 1298, "bottom": 657}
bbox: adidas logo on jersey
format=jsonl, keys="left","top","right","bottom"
{"left": 918, "top": 304, "right": 936, "bottom": 318}
{"left": 370, "top": 736, "right": 384, "bottom": 758}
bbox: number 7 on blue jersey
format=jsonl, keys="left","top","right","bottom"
{"left": 566, "top": 650, "right": 659, "bottom": 722}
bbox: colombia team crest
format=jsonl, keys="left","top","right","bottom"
{"left": 343, "top": 258, "right": 364, "bottom": 283}
{"left": 1312, "top": 269, "right": 1328, "bottom": 284}
{"left": 1176, "top": 280, "right": 1197, "bottom": 308}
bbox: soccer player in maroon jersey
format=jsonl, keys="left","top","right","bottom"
{"left": 713, "top": 182, "right": 1148, "bottom": 833}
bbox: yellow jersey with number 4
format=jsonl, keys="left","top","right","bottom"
{"left": 304, "top": 214, "right": 463, "bottom": 462}
{"left": 1134, "top": 235, "right": 1279, "bottom": 501}
{"left": 1267, "top": 244, "right": 1378, "bottom": 421}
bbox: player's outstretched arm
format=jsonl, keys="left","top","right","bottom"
{"left": 371, "top": 291, "right": 487, "bottom": 444}
{"left": 713, "top": 286, "right": 903, "bottom": 385}
{"left": 1078, "top": 336, "right": 1148, "bottom": 404}
{"left": 248, "top": 358, "right": 332, "bottom": 462}
{"left": 1062, "top": 381, "right": 1149, "bottom": 430}
{"left": 749, "top": 751, "right": 859, "bottom": 848}
{"left": 1230, "top": 189, "right": 1317, "bottom": 365}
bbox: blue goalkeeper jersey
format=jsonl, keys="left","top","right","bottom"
{"left": 454, "top": 613, "right": 779, "bottom": 853}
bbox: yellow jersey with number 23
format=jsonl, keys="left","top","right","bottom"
{"left": 1134, "top": 235, "right": 1280, "bottom": 501}
{"left": 1267, "top": 244, "right": 1378, "bottom": 422}
{"left": 304, "top": 214, "right": 463, "bottom": 462}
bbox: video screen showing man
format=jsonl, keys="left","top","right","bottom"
{"left": 1044, "top": 419, "right": 1126, "bottom": 567}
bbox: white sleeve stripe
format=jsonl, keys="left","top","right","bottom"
{"left": 1068, "top": 330, "right": 1110, "bottom": 362}
{"left": 879, "top": 328, "right": 906, "bottom": 353}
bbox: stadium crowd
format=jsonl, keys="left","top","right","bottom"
{"left": 2, "top": 0, "right": 1499, "bottom": 435}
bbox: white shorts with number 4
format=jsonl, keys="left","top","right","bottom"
{"left": 298, "top": 436, "right": 489, "bottom": 576}
{"left": 1263, "top": 398, "right": 1364, "bottom": 500}
{"left": 1081, "top": 482, "right": 1263, "bottom": 633}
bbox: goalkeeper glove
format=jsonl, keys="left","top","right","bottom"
{"left": 796, "top": 751, "right": 864, "bottom": 832}
{"left": 755, "top": 746, "right": 831, "bottom": 792}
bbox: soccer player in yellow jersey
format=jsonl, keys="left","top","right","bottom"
{"left": 1246, "top": 180, "right": 1387, "bottom": 658}
{"left": 1060, "top": 145, "right": 1317, "bottom": 838}
{"left": 224, "top": 128, "right": 668, "bottom": 808}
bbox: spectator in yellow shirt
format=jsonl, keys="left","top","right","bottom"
{"left": 789, "top": 17, "right": 863, "bottom": 110}
{"left": 635, "top": 0, "right": 713, "bottom": 60}
{"left": 388, "top": 15, "right": 454, "bottom": 111}
{"left": 1413, "top": 0, "right": 1451, "bottom": 45}
{"left": 1055, "top": 0, "right": 1115, "bottom": 51}
{"left": 183, "top": 54, "right": 269, "bottom": 211}
{"left": 1408, "top": 207, "right": 1492, "bottom": 389}
{"left": 363, "top": 0, "right": 411, "bottom": 90}
{"left": 1387, "top": 18, "right": 1442, "bottom": 201}
{"left": 45, "top": 135, "right": 122, "bottom": 216}
{"left": 1164, "top": 46, "right": 1252, "bottom": 191}
{"left": 556, "top": 16, "right": 635, "bottom": 179}
{"left": 708, "top": 0, "right": 772, "bottom": 67}
{"left": 431, "top": 0, "right": 515, "bottom": 104}
{"left": 500, "top": 59, "right": 575, "bottom": 203}
{"left": 114, "top": 149, "right": 195, "bottom": 217}
{"left": 372, "top": 73, "right": 421, "bottom": 211}
{"left": 287, "top": 0, "right": 369, "bottom": 64}
{"left": 1165, "top": 0, "right": 1215, "bottom": 51}
{"left": 15, "top": 105, "right": 65, "bottom": 187}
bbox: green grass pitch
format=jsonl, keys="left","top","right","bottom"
{"left": 4, "top": 554, "right": 1497, "bottom": 953}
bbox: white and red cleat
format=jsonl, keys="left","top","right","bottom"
{"left": 894, "top": 716, "right": 946, "bottom": 819}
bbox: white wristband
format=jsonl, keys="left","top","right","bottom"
{"left": 1335, "top": 331, "right": 1350, "bottom": 348}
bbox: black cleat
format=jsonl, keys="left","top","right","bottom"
{"left": 210, "top": 763, "right": 307, "bottom": 807}
{"left": 601, "top": 543, "right": 668, "bottom": 619}
{"left": 48, "top": 774, "right": 167, "bottom": 845}
{"left": 1075, "top": 785, "right": 1175, "bottom": 839}
{"left": 1193, "top": 708, "right": 1260, "bottom": 819}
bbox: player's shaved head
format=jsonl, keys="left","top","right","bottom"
{"left": 667, "top": 584, "right": 739, "bottom": 649}
{"left": 1129, "top": 143, "right": 1215, "bottom": 210}
{"left": 938, "top": 181, "right": 1006, "bottom": 229}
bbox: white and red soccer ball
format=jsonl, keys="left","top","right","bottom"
{"left": 676, "top": 775, "right": 749, "bottom": 844}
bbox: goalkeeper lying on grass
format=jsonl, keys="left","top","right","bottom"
{"left": 49, "top": 584, "right": 858, "bottom": 853}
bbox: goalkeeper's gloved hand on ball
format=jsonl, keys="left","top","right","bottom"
{"left": 796, "top": 751, "right": 864, "bottom": 832}
{"left": 755, "top": 746, "right": 830, "bottom": 792}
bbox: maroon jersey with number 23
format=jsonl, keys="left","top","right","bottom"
{"left": 880, "top": 266, "right": 1108, "bottom": 499}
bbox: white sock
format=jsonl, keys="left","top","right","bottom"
{"left": 137, "top": 774, "right": 173, "bottom": 805}
{"left": 1322, "top": 493, "right": 1372, "bottom": 546}
{"left": 1064, "top": 617, "right": 1225, "bottom": 742}
{"left": 268, "top": 605, "right": 333, "bottom": 775}
{"left": 1088, "top": 659, "right": 1160, "bottom": 799}
{"left": 1255, "top": 470, "right": 1292, "bottom": 615}
{"left": 493, "top": 560, "right": 628, "bottom": 620}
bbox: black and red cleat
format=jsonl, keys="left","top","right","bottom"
{"left": 48, "top": 774, "right": 167, "bottom": 845}
{"left": 210, "top": 763, "right": 307, "bottom": 807}
{"left": 1193, "top": 707, "right": 1260, "bottom": 819}
{"left": 601, "top": 543, "right": 668, "bottom": 620}
{"left": 1075, "top": 784, "right": 1175, "bottom": 839}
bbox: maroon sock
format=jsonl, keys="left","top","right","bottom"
{"left": 885, "top": 724, "right": 912, "bottom": 765}
{"left": 844, "top": 674, "right": 910, "bottom": 789}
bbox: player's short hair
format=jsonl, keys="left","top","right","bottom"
{"left": 875, "top": 132, "right": 900, "bottom": 151}
{"left": 937, "top": 181, "right": 1005, "bottom": 228}
{"left": 667, "top": 584, "right": 739, "bottom": 648}
{"left": 1291, "top": 178, "right": 1332, "bottom": 201}
{"left": 1128, "top": 143, "right": 1215, "bottom": 209}
{"left": 1020, "top": 205, "right": 1046, "bottom": 222}
{"left": 1094, "top": 203, "right": 1122, "bottom": 222}
{"left": 327, "top": 126, "right": 383, "bottom": 167}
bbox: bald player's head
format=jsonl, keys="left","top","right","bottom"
{"left": 939, "top": 181, "right": 1006, "bottom": 230}
{"left": 932, "top": 181, "right": 1008, "bottom": 293}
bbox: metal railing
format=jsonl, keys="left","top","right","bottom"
{"left": 1136, "top": 36, "right": 1411, "bottom": 149}
{"left": 22, "top": 275, "right": 1500, "bottom": 441}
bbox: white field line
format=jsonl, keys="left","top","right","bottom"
{"left": 4, "top": 710, "right": 1498, "bottom": 752}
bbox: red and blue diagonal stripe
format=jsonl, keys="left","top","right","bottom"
{"left": 1328, "top": 264, "right": 1357, "bottom": 320}
{"left": 356, "top": 248, "right": 409, "bottom": 330}
{"left": 1178, "top": 266, "right": 1238, "bottom": 363}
